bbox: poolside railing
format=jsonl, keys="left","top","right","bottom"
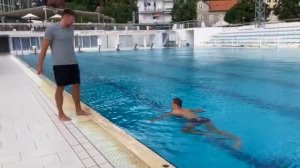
{"left": 0, "top": 22, "right": 174, "bottom": 32}
{"left": 1, "top": 18, "right": 300, "bottom": 32}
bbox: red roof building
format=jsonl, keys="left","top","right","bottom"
{"left": 208, "top": 0, "right": 238, "bottom": 12}
{"left": 197, "top": 0, "right": 238, "bottom": 26}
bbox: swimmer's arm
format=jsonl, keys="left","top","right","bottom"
{"left": 149, "top": 112, "right": 172, "bottom": 122}
{"left": 190, "top": 109, "right": 205, "bottom": 113}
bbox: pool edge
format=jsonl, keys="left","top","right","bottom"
{"left": 12, "top": 55, "right": 175, "bottom": 168}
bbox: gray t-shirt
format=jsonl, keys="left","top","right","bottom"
{"left": 44, "top": 23, "right": 77, "bottom": 65}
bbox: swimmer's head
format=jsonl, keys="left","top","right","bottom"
{"left": 172, "top": 98, "right": 182, "bottom": 108}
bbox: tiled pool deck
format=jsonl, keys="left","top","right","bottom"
{"left": 0, "top": 55, "right": 174, "bottom": 168}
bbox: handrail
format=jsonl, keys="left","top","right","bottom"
{"left": 1, "top": 18, "right": 300, "bottom": 32}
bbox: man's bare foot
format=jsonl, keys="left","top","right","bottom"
{"left": 59, "top": 113, "right": 72, "bottom": 121}
{"left": 76, "top": 108, "right": 90, "bottom": 116}
{"left": 233, "top": 138, "right": 242, "bottom": 150}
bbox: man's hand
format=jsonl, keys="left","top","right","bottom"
{"left": 148, "top": 112, "right": 171, "bottom": 123}
{"left": 37, "top": 65, "right": 43, "bottom": 75}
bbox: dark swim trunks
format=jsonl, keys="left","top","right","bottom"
{"left": 184, "top": 117, "right": 211, "bottom": 132}
{"left": 53, "top": 64, "right": 80, "bottom": 86}
{"left": 188, "top": 117, "right": 210, "bottom": 125}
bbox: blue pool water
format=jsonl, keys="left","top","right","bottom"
{"left": 21, "top": 48, "right": 300, "bottom": 168}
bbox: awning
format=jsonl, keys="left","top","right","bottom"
{"left": 22, "top": 13, "right": 39, "bottom": 20}
{"left": 49, "top": 14, "right": 61, "bottom": 20}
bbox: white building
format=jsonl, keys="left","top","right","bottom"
{"left": 137, "top": 0, "right": 174, "bottom": 24}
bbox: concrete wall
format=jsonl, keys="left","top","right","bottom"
{"left": 97, "top": 32, "right": 164, "bottom": 49}
{"left": 119, "top": 35, "right": 134, "bottom": 48}
{"left": 193, "top": 27, "right": 223, "bottom": 46}
{"left": 97, "top": 35, "right": 118, "bottom": 49}
{"left": 175, "top": 27, "right": 223, "bottom": 47}
{"left": 132, "top": 33, "right": 164, "bottom": 48}
{"left": 186, "top": 30, "right": 194, "bottom": 46}
{"left": 175, "top": 29, "right": 195, "bottom": 47}
{"left": 164, "top": 1, "right": 173, "bottom": 9}
{"left": 175, "top": 29, "right": 187, "bottom": 47}
{"left": 151, "top": 33, "right": 163, "bottom": 47}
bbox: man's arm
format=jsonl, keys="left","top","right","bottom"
{"left": 190, "top": 109, "right": 205, "bottom": 113}
{"left": 37, "top": 39, "right": 50, "bottom": 75}
{"left": 149, "top": 112, "right": 172, "bottom": 123}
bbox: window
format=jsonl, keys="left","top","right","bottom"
{"left": 209, "top": 15, "right": 214, "bottom": 22}
{"left": 218, "top": 14, "right": 223, "bottom": 21}
{"left": 199, "top": 15, "right": 203, "bottom": 21}
{"left": 199, "top": 3, "right": 203, "bottom": 9}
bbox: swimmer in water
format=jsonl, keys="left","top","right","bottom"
{"left": 149, "top": 98, "right": 242, "bottom": 149}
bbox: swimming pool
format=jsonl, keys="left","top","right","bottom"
{"left": 21, "top": 48, "right": 300, "bottom": 168}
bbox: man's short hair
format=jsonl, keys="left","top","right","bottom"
{"left": 62, "top": 9, "right": 76, "bottom": 17}
{"left": 173, "top": 98, "right": 182, "bottom": 107}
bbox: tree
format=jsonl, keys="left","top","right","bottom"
{"left": 102, "top": 2, "right": 135, "bottom": 23}
{"left": 274, "top": 0, "right": 300, "bottom": 20}
{"left": 171, "top": 0, "right": 197, "bottom": 22}
{"left": 225, "top": 0, "right": 270, "bottom": 24}
{"left": 65, "top": 0, "right": 137, "bottom": 23}
{"left": 65, "top": 0, "right": 88, "bottom": 11}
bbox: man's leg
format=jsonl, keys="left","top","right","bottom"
{"left": 205, "top": 121, "right": 241, "bottom": 149}
{"left": 183, "top": 122, "right": 207, "bottom": 135}
{"left": 72, "top": 83, "right": 88, "bottom": 115}
{"left": 56, "top": 86, "right": 71, "bottom": 121}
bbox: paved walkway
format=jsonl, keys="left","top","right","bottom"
{"left": 0, "top": 55, "right": 113, "bottom": 168}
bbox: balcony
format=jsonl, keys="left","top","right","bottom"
{"left": 139, "top": 8, "right": 163, "bottom": 14}
{"left": 163, "top": 8, "right": 172, "bottom": 13}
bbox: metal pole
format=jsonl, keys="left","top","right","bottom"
{"left": 8, "top": 0, "right": 10, "bottom": 12}
{"left": 89, "top": 36, "right": 91, "bottom": 48}
{"left": 20, "top": 38, "right": 23, "bottom": 55}
{"left": 44, "top": 6, "right": 48, "bottom": 22}
{"left": 8, "top": 0, "right": 14, "bottom": 12}
{"left": 259, "top": 38, "right": 262, "bottom": 47}
{"left": 144, "top": 36, "right": 147, "bottom": 48}
{"left": 38, "top": 36, "right": 41, "bottom": 49}
{"left": 29, "top": 37, "right": 32, "bottom": 48}
{"left": 255, "top": 0, "right": 266, "bottom": 28}
{"left": 18, "top": 0, "right": 21, "bottom": 9}
{"left": 106, "top": 35, "right": 108, "bottom": 48}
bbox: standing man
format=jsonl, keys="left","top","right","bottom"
{"left": 37, "top": 9, "right": 88, "bottom": 121}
